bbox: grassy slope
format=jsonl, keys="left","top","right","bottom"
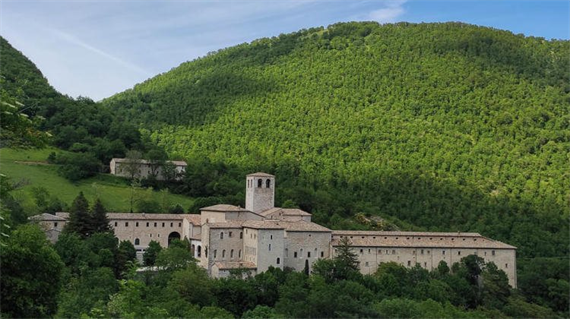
{"left": 0, "top": 148, "right": 194, "bottom": 213}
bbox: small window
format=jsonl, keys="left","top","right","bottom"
{"left": 294, "top": 252, "right": 298, "bottom": 258}
{"left": 239, "top": 250, "right": 242, "bottom": 258}
{"left": 276, "top": 257, "right": 280, "bottom": 264}
{"left": 229, "top": 232, "right": 233, "bottom": 238}
{"left": 240, "top": 232, "right": 243, "bottom": 239}
{"left": 158, "top": 234, "right": 160, "bottom": 237}
{"left": 442, "top": 250, "right": 446, "bottom": 255}
{"left": 146, "top": 222, "right": 149, "bottom": 227}
{"left": 54, "top": 222, "right": 58, "bottom": 228}
{"left": 150, "top": 234, "right": 152, "bottom": 237}
{"left": 205, "top": 248, "right": 208, "bottom": 257}
{"left": 492, "top": 250, "right": 495, "bottom": 256}
{"left": 257, "top": 179, "right": 262, "bottom": 188}
{"left": 266, "top": 179, "right": 271, "bottom": 188}
{"left": 135, "top": 238, "right": 140, "bottom": 245}
{"left": 270, "top": 235, "right": 273, "bottom": 240}
{"left": 308, "top": 252, "right": 311, "bottom": 258}
{"left": 136, "top": 222, "right": 139, "bottom": 227}
{"left": 424, "top": 262, "right": 427, "bottom": 267}
{"left": 220, "top": 232, "right": 224, "bottom": 239}
{"left": 421, "top": 249, "right": 424, "bottom": 254}
{"left": 178, "top": 223, "right": 181, "bottom": 227}
{"left": 231, "top": 249, "right": 234, "bottom": 258}
{"left": 360, "top": 249, "right": 363, "bottom": 254}
{"left": 321, "top": 251, "right": 324, "bottom": 258}
{"left": 407, "top": 261, "right": 411, "bottom": 266}
{"left": 222, "top": 250, "right": 225, "bottom": 258}
{"left": 125, "top": 222, "right": 129, "bottom": 227}
{"left": 365, "top": 261, "right": 369, "bottom": 267}
{"left": 392, "top": 249, "right": 396, "bottom": 254}
{"left": 458, "top": 251, "right": 461, "bottom": 256}
{"left": 505, "top": 263, "right": 508, "bottom": 268}
{"left": 162, "top": 222, "right": 165, "bottom": 227}
{"left": 170, "top": 222, "right": 173, "bottom": 227}
{"left": 269, "top": 244, "right": 272, "bottom": 251}
{"left": 115, "top": 222, "right": 118, "bottom": 227}
{"left": 154, "top": 222, "right": 157, "bottom": 227}
{"left": 214, "top": 250, "right": 217, "bottom": 258}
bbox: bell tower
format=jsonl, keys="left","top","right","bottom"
{"left": 245, "top": 172, "right": 275, "bottom": 213}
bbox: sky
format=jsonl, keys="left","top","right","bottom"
{"left": 1, "top": 0, "right": 569, "bottom": 101}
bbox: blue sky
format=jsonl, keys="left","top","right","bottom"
{"left": 1, "top": 0, "right": 568, "bottom": 101}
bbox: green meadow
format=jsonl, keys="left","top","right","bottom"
{"left": 0, "top": 148, "right": 194, "bottom": 213}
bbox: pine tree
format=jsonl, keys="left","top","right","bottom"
{"left": 63, "top": 192, "right": 91, "bottom": 238}
{"left": 335, "top": 237, "right": 360, "bottom": 271}
{"left": 91, "top": 198, "right": 110, "bottom": 234}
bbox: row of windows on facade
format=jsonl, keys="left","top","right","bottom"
{"left": 219, "top": 231, "right": 275, "bottom": 240}
{"left": 114, "top": 221, "right": 182, "bottom": 228}
{"left": 353, "top": 248, "right": 497, "bottom": 256}
{"left": 247, "top": 178, "right": 272, "bottom": 188}
{"left": 362, "top": 260, "right": 509, "bottom": 269}
{"left": 338, "top": 235, "right": 481, "bottom": 242}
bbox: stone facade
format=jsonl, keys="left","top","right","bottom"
{"left": 32, "top": 172, "right": 517, "bottom": 287}
{"left": 110, "top": 158, "right": 187, "bottom": 180}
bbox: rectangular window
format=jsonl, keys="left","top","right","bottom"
{"left": 229, "top": 232, "right": 233, "bottom": 238}
{"left": 269, "top": 244, "right": 271, "bottom": 251}
{"left": 492, "top": 250, "right": 496, "bottom": 256}
{"left": 240, "top": 232, "right": 243, "bottom": 239}
{"left": 154, "top": 222, "right": 157, "bottom": 227}
{"left": 136, "top": 222, "right": 139, "bottom": 227}
{"left": 407, "top": 261, "right": 411, "bottom": 266}
{"left": 214, "top": 250, "right": 217, "bottom": 258}
{"left": 171, "top": 222, "right": 173, "bottom": 227}
{"left": 321, "top": 251, "right": 324, "bottom": 258}
{"left": 505, "top": 263, "right": 508, "bottom": 268}
{"left": 360, "top": 249, "right": 363, "bottom": 254}
{"left": 54, "top": 222, "right": 58, "bottom": 228}
{"left": 458, "top": 251, "right": 461, "bottom": 256}
{"left": 294, "top": 252, "right": 298, "bottom": 258}
{"left": 308, "top": 252, "right": 311, "bottom": 258}
{"left": 146, "top": 222, "right": 149, "bottom": 227}
{"left": 421, "top": 249, "right": 424, "bottom": 255}
{"left": 125, "top": 222, "right": 129, "bottom": 227}
{"left": 442, "top": 250, "right": 446, "bottom": 255}
{"left": 178, "top": 223, "right": 181, "bottom": 227}
{"left": 115, "top": 222, "right": 118, "bottom": 227}
{"left": 162, "top": 222, "right": 165, "bottom": 227}
{"left": 392, "top": 250, "right": 396, "bottom": 255}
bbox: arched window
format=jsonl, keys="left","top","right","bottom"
{"left": 231, "top": 249, "right": 234, "bottom": 258}
{"left": 222, "top": 250, "right": 226, "bottom": 258}
{"left": 257, "top": 179, "right": 262, "bottom": 188}
{"left": 276, "top": 257, "right": 280, "bottom": 265}
{"left": 134, "top": 238, "right": 140, "bottom": 245}
{"left": 266, "top": 179, "right": 271, "bottom": 188}
{"left": 238, "top": 250, "right": 242, "bottom": 258}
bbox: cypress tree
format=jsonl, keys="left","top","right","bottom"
{"left": 63, "top": 192, "right": 91, "bottom": 238}
{"left": 91, "top": 198, "right": 110, "bottom": 233}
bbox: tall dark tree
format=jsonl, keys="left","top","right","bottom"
{"left": 143, "top": 240, "right": 162, "bottom": 266}
{"left": 91, "top": 198, "right": 111, "bottom": 233}
{"left": 63, "top": 192, "right": 92, "bottom": 238}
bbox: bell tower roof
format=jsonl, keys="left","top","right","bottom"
{"left": 247, "top": 172, "right": 275, "bottom": 177}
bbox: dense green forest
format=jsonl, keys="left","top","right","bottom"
{"left": 103, "top": 21, "right": 569, "bottom": 258}
{"left": 1, "top": 22, "right": 569, "bottom": 318}
{"left": 2, "top": 194, "right": 568, "bottom": 318}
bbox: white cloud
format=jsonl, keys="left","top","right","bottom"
{"left": 366, "top": 0, "right": 407, "bottom": 23}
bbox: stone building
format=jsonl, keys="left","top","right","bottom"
{"left": 32, "top": 172, "right": 517, "bottom": 287}
{"left": 109, "top": 158, "right": 187, "bottom": 180}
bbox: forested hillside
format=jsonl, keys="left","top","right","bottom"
{"left": 103, "top": 22, "right": 570, "bottom": 258}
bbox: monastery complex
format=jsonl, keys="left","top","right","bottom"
{"left": 33, "top": 172, "right": 517, "bottom": 287}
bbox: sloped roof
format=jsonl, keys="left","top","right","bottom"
{"left": 183, "top": 215, "right": 202, "bottom": 226}
{"left": 260, "top": 207, "right": 311, "bottom": 217}
{"left": 246, "top": 172, "right": 274, "bottom": 177}
{"left": 55, "top": 212, "right": 198, "bottom": 221}
{"left": 207, "top": 221, "right": 245, "bottom": 229}
{"left": 200, "top": 204, "right": 250, "bottom": 213}
{"left": 278, "top": 220, "right": 331, "bottom": 232}
{"left": 29, "top": 213, "right": 67, "bottom": 221}
{"left": 242, "top": 220, "right": 285, "bottom": 230}
{"left": 331, "top": 231, "right": 516, "bottom": 249}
